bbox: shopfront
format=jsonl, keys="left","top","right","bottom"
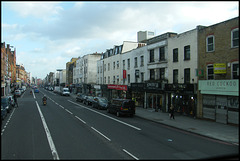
{"left": 107, "top": 84, "right": 129, "bottom": 100}
{"left": 131, "top": 82, "right": 165, "bottom": 111}
{"left": 199, "top": 80, "right": 239, "bottom": 125}
{"left": 165, "top": 83, "right": 197, "bottom": 116}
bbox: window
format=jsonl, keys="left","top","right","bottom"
{"left": 159, "top": 47, "right": 165, "bottom": 61}
{"left": 150, "top": 69, "right": 155, "bottom": 80}
{"left": 173, "top": 69, "right": 178, "bottom": 84}
{"left": 141, "top": 72, "right": 144, "bottom": 82}
{"left": 113, "top": 76, "right": 115, "bottom": 84}
{"left": 207, "top": 65, "right": 214, "bottom": 80}
{"left": 184, "top": 68, "right": 190, "bottom": 84}
{"left": 206, "top": 35, "right": 214, "bottom": 52}
{"left": 123, "top": 60, "right": 125, "bottom": 70}
{"left": 140, "top": 56, "right": 144, "bottom": 66}
{"left": 159, "top": 68, "right": 165, "bottom": 80}
{"left": 134, "top": 57, "right": 138, "bottom": 68}
{"left": 232, "top": 62, "right": 239, "bottom": 79}
{"left": 127, "top": 74, "right": 130, "bottom": 84}
{"left": 127, "top": 59, "right": 130, "bottom": 69}
{"left": 108, "top": 76, "right": 110, "bottom": 84}
{"left": 149, "top": 49, "right": 154, "bottom": 62}
{"left": 113, "top": 62, "right": 115, "bottom": 70}
{"left": 173, "top": 48, "right": 178, "bottom": 62}
{"left": 104, "top": 64, "right": 106, "bottom": 71}
{"left": 108, "top": 63, "right": 110, "bottom": 71}
{"left": 117, "top": 61, "right": 119, "bottom": 69}
{"left": 231, "top": 28, "right": 239, "bottom": 48}
{"left": 184, "top": 45, "right": 190, "bottom": 60}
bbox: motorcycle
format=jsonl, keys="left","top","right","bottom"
{"left": 43, "top": 99, "right": 47, "bottom": 106}
{"left": 42, "top": 96, "right": 47, "bottom": 106}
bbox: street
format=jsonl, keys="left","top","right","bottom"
{"left": 1, "top": 88, "right": 238, "bottom": 160}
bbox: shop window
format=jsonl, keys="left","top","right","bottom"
{"left": 206, "top": 35, "right": 214, "bottom": 52}
{"left": 231, "top": 28, "right": 239, "bottom": 48}
{"left": 232, "top": 62, "right": 239, "bottom": 79}
{"left": 207, "top": 64, "right": 214, "bottom": 80}
{"left": 184, "top": 68, "right": 190, "bottom": 84}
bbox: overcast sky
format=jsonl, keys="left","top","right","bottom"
{"left": 1, "top": 1, "right": 239, "bottom": 80}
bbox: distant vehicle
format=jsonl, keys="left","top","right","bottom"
{"left": 1, "top": 96, "right": 12, "bottom": 113}
{"left": 107, "top": 99, "right": 135, "bottom": 117}
{"left": 22, "top": 86, "right": 26, "bottom": 91}
{"left": 48, "top": 87, "right": 53, "bottom": 91}
{"left": 76, "top": 93, "right": 86, "bottom": 103}
{"left": 54, "top": 86, "right": 60, "bottom": 93}
{"left": 84, "top": 96, "right": 94, "bottom": 106}
{"left": 34, "top": 88, "right": 39, "bottom": 93}
{"left": 19, "top": 88, "right": 24, "bottom": 93}
{"left": 92, "top": 97, "right": 109, "bottom": 110}
{"left": 14, "top": 90, "right": 21, "bottom": 97}
{"left": 61, "top": 87, "right": 70, "bottom": 96}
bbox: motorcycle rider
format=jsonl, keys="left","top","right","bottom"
{"left": 42, "top": 95, "right": 47, "bottom": 105}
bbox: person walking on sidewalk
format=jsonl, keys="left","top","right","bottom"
{"left": 170, "top": 104, "right": 175, "bottom": 119}
{"left": 13, "top": 92, "right": 19, "bottom": 107}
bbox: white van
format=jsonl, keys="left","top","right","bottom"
{"left": 61, "top": 88, "right": 70, "bottom": 96}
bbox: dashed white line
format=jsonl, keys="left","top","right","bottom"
{"left": 68, "top": 100, "right": 141, "bottom": 131}
{"left": 75, "top": 116, "right": 86, "bottom": 124}
{"left": 91, "top": 127, "right": 111, "bottom": 141}
{"left": 65, "top": 109, "right": 73, "bottom": 115}
{"left": 123, "top": 149, "right": 139, "bottom": 160}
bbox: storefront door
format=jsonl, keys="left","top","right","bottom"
{"left": 216, "top": 96, "right": 228, "bottom": 124}
{"left": 147, "top": 94, "right": 162, "bottom": 110}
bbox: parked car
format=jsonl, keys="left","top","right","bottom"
{"left": 19, "top": 88, "right": 25, "bottom": 93}
{"left": 1, "top": 96, "right": 12, "bottom": 113}
{"left": 7, "top": 95, "right": 15, "bottom": 108}
{"left": 107, "top": 99, "right": 135, "bottom": 117}
{"left": 1, "top": 105, "right": 7, "bottom": 123}
{"left": 34, "top": 88, "right": 39, "bottom": 93}
{"left": 84, "top": 96, "right": 94, "bottom": 106}
{"left": 76, "top": 93, "right": 86, "bottom": 103}
{"left": 92, "top": 97, "right": 109, "bottom": 110}
{"left": 15, "top": 89, "right": 21, "bottom": 97}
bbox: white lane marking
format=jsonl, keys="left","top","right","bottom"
{"left": 35, "top": 101, "right": 59, "bottom": 160}
{"left": 91, "top": 127, "right": 111, "bottom": 141}
{"left": 68, "top": 100, "right": 141, "bottom": 131}
{"left": 32, "top": 90, "right": 36, "bottom": 99}
{"left": 1, "top": 108, "right": 16, "bottom": 135}
{"left": 75, "top": 116, "right": 86, "bottom": 124}
{"left": 65, "top": 109, "right": 73, "bottom": 115}
{"left": 123, "top": 149, "right": 139, "bottom": 160}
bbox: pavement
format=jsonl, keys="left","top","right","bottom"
{"left": 70, "top": 93, "right": 239, "bottom": 145}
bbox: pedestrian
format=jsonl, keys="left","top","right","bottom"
{"left": 13, "top": 92, "right": 18, "bottom": 107}
{"left": 170, "top": 104, "right": 175, "bottom": 119}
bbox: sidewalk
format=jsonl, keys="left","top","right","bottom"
{"left": 70, "top": 93, "right": 238, "bottom": 145}
{"left": 135, "top": 107, "right": 239, "bottom": 145}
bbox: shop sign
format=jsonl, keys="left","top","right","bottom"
{"left": 199, "top": 80, "right": 239, "bottom": 96}
{"left": 214, "top": 63, "right": 226, "bottom": 74}
{"left": 108, "top": 84, "right": 127, "bottom": 91}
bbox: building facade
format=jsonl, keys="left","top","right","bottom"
{"left": 197, "top": 17, "right": 239, "bottom": 124}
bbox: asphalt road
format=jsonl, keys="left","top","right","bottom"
{"left": 1, "top": 88, "right": 238, "bottom": 160}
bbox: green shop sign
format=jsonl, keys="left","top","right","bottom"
{"left": 199, "top": 80, "right": 239, "bottom": 96}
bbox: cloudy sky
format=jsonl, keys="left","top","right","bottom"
{"left": 1, "top": 1, "right": 239, "bottom": 79}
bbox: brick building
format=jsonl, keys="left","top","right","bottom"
{"left": 197, "top": 17, "right": 239, "bottom": 124}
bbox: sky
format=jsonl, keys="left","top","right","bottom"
{"left": 1, "top": 1, "right": 239, "bottom": 80}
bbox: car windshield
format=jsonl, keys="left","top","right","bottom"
{"left": 99, "top": 98, "right": 108, "bottom": 103}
